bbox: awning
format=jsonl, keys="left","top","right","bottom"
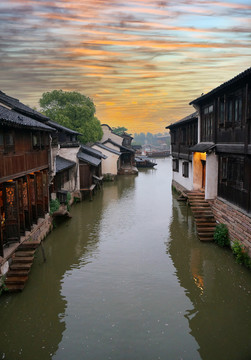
{"left": 56, "top": 156, "right": 76, "bottom": 173}
{"left": 77, "top": 151, "right": 101, "bottom": 167}
{"left": 190, "top": 142, "right": 215, "bottom": 153}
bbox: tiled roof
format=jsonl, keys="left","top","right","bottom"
{"left": 80, "top": 144, "right": 107, "bottom": 159}
{"left": 166, "top": 112, "right": 198, "bottom": 129}
{"left": 93, "top": 142, "right": 121, "bottom": 155}
{"left": 190, "top": 142, "right": 215, "bottom": 153}
{"left": 56, "top": 156, "right": 76, "bottom": 173}
{"left": 77, "top": 151, "right": 101, "bottom": 167}
{"left": 190, "top": 67, "right": 251, "bottom": 105}
{"left": 103, "top": 139, "right": 135, "bottom": 153}
{"left": 0, "top": 104, "right": 54, "bottom": 131}
{"left": 0, "top": 90, "right": 50, "bottom": 122}
{"left": 48, "top": 120, "right": 82, "bottom": 135}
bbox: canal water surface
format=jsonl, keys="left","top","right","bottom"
{"left": 0, "top": 159, "right": 251, "bottom": 360}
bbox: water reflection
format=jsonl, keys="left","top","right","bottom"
{"left": 168, "top": 195, "right": 251, "bottom": 360}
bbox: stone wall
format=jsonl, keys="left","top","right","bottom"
{"left": 209, "top": 197, "right": 251, "bottom": 255}
{"left": 0, "top": 214, "right": 53, "bottom": 278}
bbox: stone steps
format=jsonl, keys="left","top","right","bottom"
{"left": 187, "top": 191, "right": 216, "bottom": 242}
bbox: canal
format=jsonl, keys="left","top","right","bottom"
{"left": 0, "top": 158, "right": 251, "bottom": 360}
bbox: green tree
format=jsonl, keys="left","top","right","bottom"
{"left": 39, "top": 90, "right": 103, "bottom": 143}
{"left": 112, "top": 126, "right": 128, "bottom": 136}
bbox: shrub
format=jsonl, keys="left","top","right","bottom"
{"left": 213, "top": 223, "right": 230, "bottom": 247}
{"left": 232, "top": 240, "right": 251, "bottom": 269}
{"left": 49, "top": 198, "right": 60, "bottom": 215}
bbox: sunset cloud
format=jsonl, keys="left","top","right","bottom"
{"left": 0, "top": 0, "right": 250, "bottom": 133}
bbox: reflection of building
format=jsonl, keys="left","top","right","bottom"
{"left": 168, "top": 195, "right": 251, "bottom": 360}
{"left": 0, "top": 91, "right": 54, "bottom": 257}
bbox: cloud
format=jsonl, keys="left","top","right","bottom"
{"left": 0, "top": 0, "right": 250, "bottom": 133}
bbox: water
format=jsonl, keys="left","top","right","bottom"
{"left": 0, "top": 158, "right": 251, "bottom": 360}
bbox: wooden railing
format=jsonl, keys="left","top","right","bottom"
{"left": 0, "top": 150, "right": 49, "bottom": 181}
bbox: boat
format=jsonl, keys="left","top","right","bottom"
{"left": 135, "top": 156, "right": 157, "bottom": 168}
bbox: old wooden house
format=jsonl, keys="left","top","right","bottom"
{"left": 190, "top": 67, "right": 251, "bottom": 213}
{"left": 77, "top": 145, "right": 106, "bottom": 199}
{"left": 0, "top": 95, "right": 54, "bottom": 257}
{"left": 101, "top": 124, "right": 137, "bottom": 175}
{"left": 91, "top": 142, "right": 121, "bottom": 178}
{"left": 47, "top": 120, "right": 81, "bottom": 204}
{"left": 166, "top": 112, "right": 198, "bottom": 192}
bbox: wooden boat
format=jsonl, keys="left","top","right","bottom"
{"left": 135, "top": 156, "right": 157, "bottom": 168}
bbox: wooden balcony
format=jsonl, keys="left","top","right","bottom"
{"left": 0, "top": 150, "right": 49, "bottom": 181}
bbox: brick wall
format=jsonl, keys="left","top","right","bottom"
{"left": 209, "top": 197, "right": 251, "bottom": 255}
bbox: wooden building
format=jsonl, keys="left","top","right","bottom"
{"left": 0, "top": 99, "right": 54, "bottom": 256}
{"left": 166, "top": 112, "right": 198, "bottom": 192}
{"left": 190, "top": 67, "right": 251, "bottom": 213}
{"left": 77, "top": 145, "right": 106, "bottom": 199}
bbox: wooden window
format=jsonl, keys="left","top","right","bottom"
{"left": 234, "top": 97, "right": 242, "bottom": 124}
{"left": 220, "top": 157, "right": 228, "bottom": 182}
{"left": 182, "top": 162, "right": 189, "bottom": 178}
{"left": 171, "top": 130, "right": 176, "bottom": 145}
{"left": 182, "top": 127, "right": 187, "bottom": 144}
{"left": 0, "top": 130, "right": 3, "bottom": 149}
{"left": 4, "top": 131, "right": 15, "bottom": 153}
{"left": 202, "top": 104, "right": 213, "bottom": 141}
{"left": 172, "top": 159, "right": 179, "bottom": 172}
{"left": 32, "top": 133, "right": 41, "bottom": 149}
{"left": 219, "top": 97, "right": 225, "bottom": 126}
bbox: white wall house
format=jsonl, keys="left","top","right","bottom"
{"left": 92, "top": 143, "right": 121, "bottom": 176}
{"left": 101, "top": 124, "right": 123, "bottom": 145}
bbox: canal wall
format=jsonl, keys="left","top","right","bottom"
{"left": 209, "top": 197, "right": 251, "bottom": 255}
{"left": 0, "top": 214, "right": 53, "bottom": 280}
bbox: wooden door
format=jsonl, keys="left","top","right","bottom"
{"left": 18, "top": 178, "right": 25, "bottom": 235}
{"left": 79, "top": 163, "right": 90, "bottom": 189}
{"left": 3, "top": 181, "right": 20, "bottom": 244}
{"left": 23, "top": 176, "right": 32, "bottom": 230}
{"left": 36, "top": 172, "right": 44, "bottom": 218}
{"left": 28, "top": 174, "right": 38, "bottom": 224}
{"left": 201, "top": 160, "right": 206, "bottom": 189}
{"left": 0, "top": 185, "right": 4, "bottom": 256}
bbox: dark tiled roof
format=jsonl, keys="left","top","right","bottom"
{"left": 0, "top": 104, "right": 54, "bottom": 132}
{"left": 77, "top": 151, "right": 101, "bottom": 167}
{"left": 103, "top": 139, "right": 135, "bottom": 153}
{"left": 190, "top": 142, "right": 215, "bottom": 153}
{"left": 56, "top": 156, "right": 75, "bottom": 173}
{"left": 93, "top": 142, "right": 121, "bottom": 155}
{"left": 190, "top": 67, "right": 251, "bottom": 105}
{"left": 166, "top": 112, "right": 198, "bottom": 130}
{"left": 80, "top": 144, "right": 107, "bottom": 159}
{"left": 48, "top": 120, "right": 82, "bottom": 135}
{"left": 0, "top": 90, "right": 50, "bottom": 122}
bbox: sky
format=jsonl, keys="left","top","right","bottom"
{"left": 0, "top": 0, "right": 251, "bottom": 134}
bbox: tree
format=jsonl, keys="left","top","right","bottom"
{"left": 39, "top": 90, "right": 103, "bottom": 143}
{"left": 112, "top": 126, "right": 128, "bottom": 136}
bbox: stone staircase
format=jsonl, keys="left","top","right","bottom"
{"left": 187, "top": 191, "right": 216, "bottom": 241}
{"left": 5, "top": 241, "right": 40, "bottom": 292}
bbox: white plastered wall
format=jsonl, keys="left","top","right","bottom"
{"left": 92, "top": 145, "right": 120, "bottom": 175}
{"left": 173, "top": 159, "right": 193, "bottom": 191}
{"left": 101, "top": 125, "right": 123, "bottom": 145}
{"left": 205, "top": 152, "right": 218, "bottom": 200}
{"left": 58, "top": 146, "right": 80, "bottom": 192}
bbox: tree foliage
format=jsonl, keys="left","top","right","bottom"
{"left": 112, "top": 126, "right": 128, "bottom": 136}
{"left": 39, "top": 90, "right": 103, "bottom": 143}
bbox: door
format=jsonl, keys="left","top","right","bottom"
{"left": 201, "top": 160, "right": 206, "bottom": 189}
{"left": 3, "top": 181, "right": 20, "bottom": 244}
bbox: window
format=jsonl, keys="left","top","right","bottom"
{"left": 171, "top": 130, "right": 176, "bottom": 145}
{"left": 182, "top": 128, "right": 187, "bottom": 144}
{"left": 220, "top": 157, "right": 228, "bottom": 181}
{"left": 172, "top": 159, "right": 179, "bottom": 172}
{"left": 219, "top": 97, "right": 225, "bottom": 126}
{"left": 0, "top": 131, "right": 3, "bottom": 147}
{"left": 182, "top": 162, "right": 189, "bottom": 178}
{"left": 202, "top": 104, "right": 214, "bottom": 141}
{"left": 3, "top": 131, "right": 15, "bottom": 153}
{"left": 234, "top": 97, "right": 242, "bottom": 124}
